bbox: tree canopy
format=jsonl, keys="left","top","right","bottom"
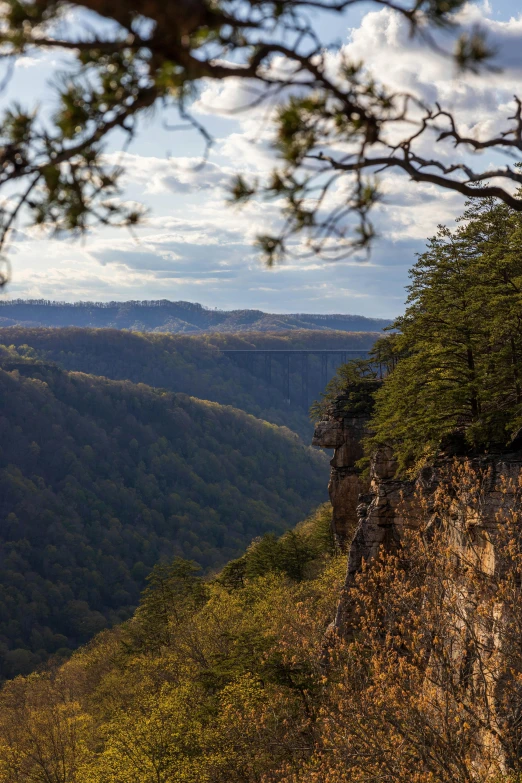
{"left": 370, "top": 196, "right": 522, "bottom": 471}
{"left": 0, "top": 0, "right": 520, "bottom": 279}
{"left": 316, "top": 195, "right": 522, "bottom": 473}
{"left": 0, "top": 348, "right": 328, "bottom": 678}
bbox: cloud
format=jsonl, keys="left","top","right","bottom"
{"left": 14, "top": 53, "right": 63, "bottom": 69}
{"left": 6, "top": 2, "right": 520, "bottom": 317}
{"left": 15, "top": 57, "right": 41, "bottom": 69}
{"left": 102, "top": 152, "right": 233, "bottom": 196}
{"left": 193, "top": 4, "right": 522, "bottom": 163}
{"left": 4, "top": 197, "right": 420, "bottom": 317}
{"left": 93, "top": 248, "right": 181, "bottom": 271}
{"left": 342, "top": 4, "right": 522, "bottom": 147}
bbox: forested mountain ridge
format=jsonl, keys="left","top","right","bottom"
{"left": 0, "top": 299, "right": 391, "bottom": 333}
{"left": 1, "top": 327, "right": 377, "bottom": 439}
{"left": 0, "top": 349, "right": 328, "bottom": 680}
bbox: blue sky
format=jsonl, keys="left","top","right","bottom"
{"left": 2, "top": 0, "right": 522, "bottom": 317}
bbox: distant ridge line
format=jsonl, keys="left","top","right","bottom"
{"left": 0, "top": 298, "right": 389, "bottom": 319}
{"left": 0, "top": 299, "right": 391, "bottom": 333}
{"left": 0, "top": 299, "right": 207, "bottom": 309}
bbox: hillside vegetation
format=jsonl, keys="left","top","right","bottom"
{"left": 0, "top": 349, "right": 328, "bottom": 679}
{"left": 0, "top": 505, "right": 348, "bottom": 783}
{"left": 1, "top": 485, "right": 518, "bottom": 783}
{"left": 0, "top": 299, "right": 391, "bottom": 333}
{"left": 313, "top": 196, "right": 522, "bottom": 475}
{"left": 1, "top": 328, "right": 376, "bottom": 438}
{"left": 365, "top": 196, "right": 522, "bottom": 473}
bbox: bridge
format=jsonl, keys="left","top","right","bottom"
{"left": 221, "top": 349, "right": 371, "bottom": 408}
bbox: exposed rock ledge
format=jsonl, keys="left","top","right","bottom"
{"left": 311, "top": 393, "right": 369, "bottom": 550}
{"left": 312, "top": 393, "right": 522, "bottom": 630}
{"left": 313, "top": 391, "right": 522, "bottom": 774}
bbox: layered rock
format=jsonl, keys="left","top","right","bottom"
{"left": 314, "top": 391, "right": 522, "bottom": 613}
{"left": 314, "top": 391, "right": 522, "bottom": 774}
{"left": 342, "top": 450, "right": 522, "bottom": 597}
{"left": 312, "top": 393, "right": 370, "bottom": 549}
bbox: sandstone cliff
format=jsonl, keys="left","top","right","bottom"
{"left": 311, "top": 392, "right": 370, "bottom": 550}
{"left": 313, "top": 392, "right": 522, "bottom": 775}
{"left": 314, "top": 393, "right": 522, "bottom": 623}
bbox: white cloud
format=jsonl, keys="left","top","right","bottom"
{"left": 342, "top": 4, "right": 522, "bottom": 150}
{"left": 5, "top": 2, "right": 522, "bottom": 317}
{"left": 193, "top": 3, "right": 522, "bottom": 164}
{"left": 102, "top": 152, "right": 234, "bottom": 196}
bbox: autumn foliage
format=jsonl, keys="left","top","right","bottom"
{"left": 1, "top": 470, "right": 522, "bottom": 782}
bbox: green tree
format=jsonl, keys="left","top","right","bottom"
{"left": 367, "top": 196, "right": 522, "bottom": 473}
{"left": 310, "top": 334, "right": 399, "bottom": 422}
{"left": 132, "top": 559, "right": 207, "bottom": 651}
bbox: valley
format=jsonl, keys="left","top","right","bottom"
{"left": 2, "top": 326, "right": 379, "bottom": 438}
{"left": 0, "top": 0, "right": 519, "bottom": 778}
{"left": 0, "top": 319, "right": 381, "bottom": 680}
{"left": 0, "top": 346, "right": 331, "bottom": 678}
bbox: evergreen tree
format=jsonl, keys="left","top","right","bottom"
{"left": 131, "top": 559, "right": 208, "bottom": 651}
{"left": 367, "top": 197, "right": 522, "bottom": 473}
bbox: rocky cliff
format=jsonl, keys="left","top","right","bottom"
{"left": 311, "top": 392, "right": 370, "bottom": 550}
{"left": 313, "top": 393, "right": 522, "bottom": 625}
{"left": 313, "top": 392, "right": 522, "bottom": 774}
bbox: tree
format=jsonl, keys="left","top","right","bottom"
{"left": 0, "top": 671, "right": 90, "bottom": 783}
{"left": 282, "top": 463, "right": 522, "bottom": 783}
{"left": 131, "top": 558, "right": 207, "bottom": 651}
{"left": 82, "top": 680, "right": 205, "bottom": 783}
{"left": 0, "top": 0, "right": 521, "bottom": 282}
{"left": 366, "top": 195, "right": 522, "bottom": 474}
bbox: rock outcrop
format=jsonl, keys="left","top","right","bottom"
{"left": 314, "top": 390, "right": 522, "bottom": 776}
{"left": 311, "top": 393, "right": 370, "bottom": 549}
{"left": 314, "top": 393, "right": 522, "bottom": 621}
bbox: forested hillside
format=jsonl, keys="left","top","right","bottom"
{"left": 0, "top": 349, "right": 328, "bottom": 679}
{"left": 0, "top": 505, "right": 348, "bottom": 783}
{"left": 0, "top": 299, "right": 391, "bottom": 333}
{"left": 3, "top": 492, "right": 513, "bottom": 783}
{"left": 1, "top": 328, "right": 376, "bottom": 438}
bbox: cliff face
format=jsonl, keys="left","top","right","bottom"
{"left": 313, "top": 395, "right": 522, "bottom": 775}
{"left": 311, "top": 393, "right": 369, "bottom": 550}
{"left": 314, "top": 399, "right": 522, "bottom": 623}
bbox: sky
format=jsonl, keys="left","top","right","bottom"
{"left": 1, "top": 0, "right": 522, "bottom": 317}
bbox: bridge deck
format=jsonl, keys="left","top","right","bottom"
{"left": 221, "top": 349, "right": 370, "bottom": 354}
{"left": 221, "top": 348, "right": 372, "bottom": 407}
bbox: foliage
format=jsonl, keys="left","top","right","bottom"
{"left": 1, "top": 326, "right": 377, "bottom": 440}
{"left": 0, "top": 350, "right": 328, "bottom": 679}
{"left": 366, "top": 196, "right": 522, "bottom": 473}
{"left": 310, "top": 333, "right": 399, "bottom": 420}
{"left": 132, "top": 558, "right": 208, "bottom": 652}
{"left": 0, "top": 503, "right": 346, "bottom": 783}
{"left": 318, "top": 196, "right": 522, "bottom": 474}
{"left": 0, "top": 0, "right": 517, "bottom": 279}
{"left": 2, "top": 471, "right": 522, "bottom": 781}
{"left": 218, "top": 503, "right": 336, "bottom": 587}
{"left": 285, "top": 463, "right": 522, "bottom": 783}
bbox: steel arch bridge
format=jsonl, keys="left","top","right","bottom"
{"left": 221, "top": 349, "right": 371, "bottom": 408}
